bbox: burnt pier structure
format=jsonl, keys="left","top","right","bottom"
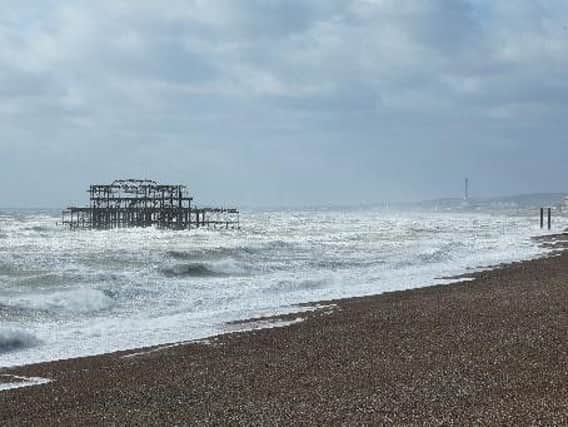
{"left": 62, "top": 179, "right": 239, "bottom": 230}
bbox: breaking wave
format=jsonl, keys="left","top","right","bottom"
{"left": 266, "top": 277, "right": 331, "bottom": 293}
{"left": 161, "top": 263, "right": 223, "bottom": 277}
{"left": 309, "top": 259, "right": 385, "bottom": 271}
{"left": 0, "top": 329, "right": 41, "bottom": 354}
{"left": 160, "top": 259, "right": 248, "bottom": 277}
{"left": 5, "top": 289, "right": 115, "bottom": 314}
{"left": 417, "top": 242, "right": 465, "bottom": 264}
{"left": 0, "top": 208, "right": 557, "bottom": 367}
{"left": 167, "top": 247, "right": 254, "bottom": 261}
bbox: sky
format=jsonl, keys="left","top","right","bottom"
{"left": 1, "top": 0, "right": 568, "bottom": 208}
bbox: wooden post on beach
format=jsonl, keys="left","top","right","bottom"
{"left": 548, "top": 208, "right": 552, "bottom": 230}
{"left": 540, "top": 208, "right": 544, "bottom": 229}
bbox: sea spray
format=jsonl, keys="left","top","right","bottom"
{"left": 0, "top": 207, "right": 565, "bottom": 367}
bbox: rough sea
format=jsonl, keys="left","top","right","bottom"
{"left": 0, "top": 207, "right": 564, "bottom": 367}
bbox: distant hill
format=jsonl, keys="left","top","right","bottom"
{"left": 398, "top": 193, "right": 568, "bottom": 212}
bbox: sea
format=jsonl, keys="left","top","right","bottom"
{"left": 0, "top": 206, "right": 564, "bottom": 368}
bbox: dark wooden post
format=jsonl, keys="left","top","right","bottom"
{"left": 540, "top": 208, "right": 544, "bottom": 229}
{"left": 548, "top": 208, "right": 552, "bottom": 230}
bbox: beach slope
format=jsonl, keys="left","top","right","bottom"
{"left": 2, "top": 242, "right": 568, "bottom": 425}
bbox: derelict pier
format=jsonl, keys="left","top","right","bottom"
{"left": 62, "top": 179, "right": 239, "bottom": 230}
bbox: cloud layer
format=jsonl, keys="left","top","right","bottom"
{"left": 2, "top": 1, "right": 568, "bottom": 207}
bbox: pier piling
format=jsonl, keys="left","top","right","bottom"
{"left": 62, "top": 179, "right": 239, "bottom": 231}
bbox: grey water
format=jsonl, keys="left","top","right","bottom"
{"left": 0, "top": 206, "right": 563, "bottom": 367}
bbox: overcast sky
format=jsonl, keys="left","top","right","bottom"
{"left": 2, "top": 1, "right": 568, "bottom": 207}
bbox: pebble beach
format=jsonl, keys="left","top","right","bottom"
{"left": 1, "top": 235, "right": 568, "bottom": 425}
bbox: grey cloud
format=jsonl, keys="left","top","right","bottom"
{"left": 1, "top": 1, "right": 568, "bottom": 207}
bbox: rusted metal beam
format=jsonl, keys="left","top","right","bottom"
{"left": 62, "top": 179, "right": 239, "bottom": 231}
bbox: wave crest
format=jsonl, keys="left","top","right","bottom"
{"left": 161, "top": 263, "right": 228, "bottom": 278}
{"left": 5, "top": 289, "right": 115, "bottom": 314}
{"left": 0, "top": 329, "right": 41, "bottom": 354}
{"left": 160, "top": 259, "right": 249, "bottom": 278}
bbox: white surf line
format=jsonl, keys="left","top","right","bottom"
{"left": 122, "top": 319, "right": 306, "bottom": 360}
{"left": 223, "top": 317, "right": 304, "bottom": 335}
{"left": 300, "top": 303, "right": 337, "bottom": 313}
{"left": 122, "top": 305, "right": 337, "bottom": 360}
{"left": 121, "top": 338, "right": 212, "bottom": 360}
{"left": 220, "top": 304, "right": 338, "bottom": 338}
{"left": 0, "top": 374, "right": 51, "bottom": 392}
{"left": 121, "top": 343, "right": 189, "bottom": 359}
{"left": 435, "top": 276, "right": 476, "bottom": 285}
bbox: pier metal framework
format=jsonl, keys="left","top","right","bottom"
{"left": 62, "top": 179, "right": 239, "bottom": 230}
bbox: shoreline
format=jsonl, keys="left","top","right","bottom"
{"left": 2, "top": 234, "right": 568, "bottom": 424}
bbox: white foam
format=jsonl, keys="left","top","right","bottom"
{"left": 5, "top": 288, "right": 114, "bottom": 314}
{"left": 1, "top": 209, "right": 566, "bottom": 368}
{"left": 222, "top": 318, "right": 304, "bottom": 335}
{"left": 0, "top": 375, "right": 51, "bottom": 392}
